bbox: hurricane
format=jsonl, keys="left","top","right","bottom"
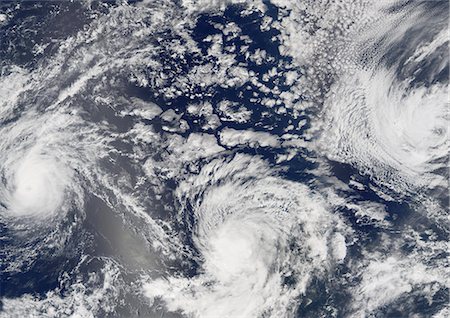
{"left": 318, "top": 2, "right": 449, "bottom": 199}
{"left": 0, "top": 1, "right": 448, "bottom": 317}
{"left": 143, "top": 154, "right": 349, "bottom": 317}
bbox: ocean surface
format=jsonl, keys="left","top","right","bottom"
{"left": 0, "top": 1, "right": 448, "bottom": 317}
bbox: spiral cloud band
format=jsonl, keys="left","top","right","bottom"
{"left": 0, "top": 0, "right": 448, "bottom": 317}
{"left": 144, "top": 155, "right": 349, "bottom": 317}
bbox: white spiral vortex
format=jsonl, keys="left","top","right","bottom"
{"left": 3, "top": 149, "right": 72, "bottom": 218}
{"left": 0, "top": 110, "right": 88, "bottom": 221}
{"left": 318, "top": 6, "right": 449, "bottom": 197}
{"left": 144, "top": 155, "right": 348, "bottom": 317}
{"left": 320, "top": 68, "right": 448, "bottom": 193}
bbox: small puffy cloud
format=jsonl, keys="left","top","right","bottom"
{"left": 219, "top": 127, "right": 280, "bottom": 148}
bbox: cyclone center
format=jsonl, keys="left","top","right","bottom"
{"left": 10, "top": 152, "right": 69, "bottom": 217}
{"left": 205, "top": 217, "right": 277, "bottom": 283}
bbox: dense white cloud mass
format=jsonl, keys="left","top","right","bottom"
{"left": 0, "top": 0, "right": 447, "bottom": 317}
{"left": 0, "top": 111, "right": 86, "bottom": 219}
{"left": 320, "top": 68, "right": 448, "bottom": 194}
{"left": 144, "top": 155, "right": 349, "bottom": 318}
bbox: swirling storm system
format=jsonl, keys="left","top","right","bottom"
{"left": 0, "top": 0, "right": 448, "bottom": 317}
